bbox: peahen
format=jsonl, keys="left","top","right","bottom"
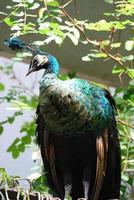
{"left": 5, "top": 37, "right": 121, "bottom": 200}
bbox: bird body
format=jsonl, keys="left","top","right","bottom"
{"left": 5, "top": 37, "right": 121, "bottom": 200}
{"left": 39, "top": 73, "right": 113, "bottom": 137}
{"left": 35, "top": 56, "right": 121, "bottom": 200}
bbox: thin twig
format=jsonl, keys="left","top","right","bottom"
{"left": 117, "top": 119, "right": 134, "bottom": 130}
{"left": 106, "top": 26, "right": 116, "bottom": 53}
{"left": 37, "top": 192, "right": 41, "bottom": 200}
{"left": 59, "top": 5, "right": 128, "bottom": 71}
{"left": 22, "top": 0, "right": 27, "bottom": 26}
{"left": 43, "top": 0, "right": 48, "bottom": 10}
{"left": 62, "top": 0, "right": 73, "bottom": 9}
{"left": 4, "top": 187, "right": 10, "bottom": 200}
{"left": 116, "top": 29, "right": 122, "bottom": 54}
{"left": 0, "top": 7, "right": 19, "bottom": 24}
{"left": 60, "top": 5, "right": 99, "bottom": 46}
{"left": 0, "top": 191, "right": 5, "bottom": 200}
{"left": 17, "top": 191, "right": 20, "bottom": 200}
{"left": 122, "top": 139, "right": 131, "bottom": 174}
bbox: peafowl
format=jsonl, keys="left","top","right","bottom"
{"left": 5, "top": 37, "right": 121, "bottom": 200}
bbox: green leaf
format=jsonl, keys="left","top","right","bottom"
{"left": 11, "top": 10, "right": 24, "bottom": 17}
{"left": 23, "top": 23, "right": 36, "bottom": 33}
{"left": 38, "top": 28, "right": 50, "bottom": 35}
{"left": 7, "top": 138, "right": 20, "bottom": 152}
{"left": 39, "top": 8, "right": 47, "bottom": 19}
{"left": 114, "top": 87, "right": 123, "bottom": 94}
{"left": 0, "top": 11, "right": 7, "bottom": 16}
{"left": 104, "top": 0, "right": 114, "bottom": 3}
{"left": 12, "top": 149, "right": 20, "bottom": 159}
{"left": 83, "top": 52, "right": 107, "bottom": 60}
{"left": 16, "top": 52, "right": 32, "bottom": 58}
{"left": 4, "top": 17, "right": 15, "bottom": 26}
{"left": 32, "top": 40, "right": 45, "bottom": 46}
{"left": 0, "top": 168, "right": 8, "bottom": 180}
{"left": 0, "top": 126, "right": 4, "bottom": 135}
{"left": 122, "top": 55, "right": 134, "bottom": 61}
{"left": 85, "top": 20, "right": 130, "bottom": 31}
{"left": 14, "top": 111, "right": 23, "bottom": 116}
{"left": 32, "top": 175, "right": 49, "bottom": 192}
{"left": 125, "top": 40, "right": 134, "bottom": 51}
{"left": 28, "top": 3, "right": 40, "bottom": 10}
{"left": 12, "top": 0, "right": 23, "bottom": 2}
{"left": 129, "top": 79, "right": 134, "bottom": 86}
{"left": 18, "top": 144, "right": 25, "bottom": 152}
{"left": 21, "top": 136, "right": 31, "bottom": 144}
{"left": 11, "top": 24, "right": 22, "bottom": 31}
{"left": 85, "top": 20, "right": 113, "bottom": 31}
{"left": 66, "top": 33, "right": 79, "bottom": 45}
{"left": 8, "top": 116, "right": 15, "bottom": 124}
{"left": 122, "top": 174, "right": 129, "bottom": 182}
{"left": 27, "top": 0, "right": 34, "bottom": 3}
{"left": 127, "top": 69, "right": 134, "bottom": 78}
{"left": 72, "top": 28, "right": 80, "bottom": 41}
{"left": 82, "top": 55, "right": 92, "bottom": 62}
{"left": 112, "top": 65, "right": 124, "bottom": 74}
{"left": 47, "top": 1, "right": 59, "bottom": 7}
{"left": 116, "top": 1, "right": 134, "bottom": 16}
{"left": 111, "top": 42, "right": 121, "bottom": 48}
{"left": 0, "top": 83, "right": 5, "bottom": 91}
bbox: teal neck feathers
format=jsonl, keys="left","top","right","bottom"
{"left": 40, "top": 54, "right": 60, "bottom": 91}
{"left": 45, "top": 54, "right": 60, "bottom": 75}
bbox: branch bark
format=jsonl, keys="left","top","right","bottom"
{"left": 117, "top": 119, "right": 134, "bottom": 130}
{"left": 59, "top": 5, "right": 127, "bottom": 71}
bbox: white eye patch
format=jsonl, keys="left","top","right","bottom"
{"left": 33, "top": 55, "right": 49, "bottom": 67}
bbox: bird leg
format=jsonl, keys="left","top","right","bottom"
{"left": 64, "top": 184, "right": 72, "bottom": 199}
{"left": 82, "top": 166, "right": 91, "bottom": 199}
{"left": 61, "top": 166, "right": 72, "bottom": 199}
{"left": 83, "top": 181, "right": 89, "bottom": 200}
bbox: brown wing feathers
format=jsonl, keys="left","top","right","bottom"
{"left": 91, "top": 129, "right": 108, "bottom": 200}
{"left": 36, "top": 105, "right": 63, "bottom": 197}
{"left": 35, "top": 89, "right": 120, "bottom": 200}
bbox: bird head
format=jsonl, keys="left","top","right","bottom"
{"left": 26, "top": 53, "right": 60, "bottom": 76}
{"left": 4, "top": 37, "right": 60, "bottom": 76}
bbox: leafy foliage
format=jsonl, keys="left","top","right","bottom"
{"left": 32, "top": 174, "right": 50, "bottom": 193}
{"left": 0, "top": 168, "right": 20, "bottom": 190}
{"left": 0, "top": 0, "right": 134, "bottom": 198}
{"left": 113, "top": 82, "right": 134, "bottom": 199}
{"left": 0, "top": 168, "right": 50, "bottom": 197}
{"left": 7, "top": 120, "right": 36, "bottom": 158}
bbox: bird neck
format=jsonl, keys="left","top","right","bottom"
{"left": 47, "top": 55, "right": 60, "bottom": 75}
{"left": 40, "top": 72, "right": 58, "bottom": 91}
{"left": 39, "top": 55, "right": 60, "bottom": 90}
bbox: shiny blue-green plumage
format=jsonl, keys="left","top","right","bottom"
{"left": 39, "top": 72, "right": 113, "bottom": 137}
{"left": 5, "top": 37, "right": 121, "bottom": 200}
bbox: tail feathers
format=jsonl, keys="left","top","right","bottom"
{"left": 91, "top": 129, "right": 108, "bottom": 200}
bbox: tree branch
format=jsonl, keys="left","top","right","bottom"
{"left": 59, "top": 5, "right": 127, "bottom": 71}
{"left": 117, "top": 118, "right": 134, "bottom": 130}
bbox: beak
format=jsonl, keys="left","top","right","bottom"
{"left": 26, "top": 54, "right": 49, "bottom": 76}
{"left": 26, "top": 68, "right": 36, "bottom": 76}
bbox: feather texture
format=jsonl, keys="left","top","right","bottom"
{"left": 39, "top": 74, "right": 114, "bottom": 137}
{"left": 5, "top": 38, "right": 121, "bottom": 200}
{"left": 36, "top": 71, "right": 121, "bottom": 199}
